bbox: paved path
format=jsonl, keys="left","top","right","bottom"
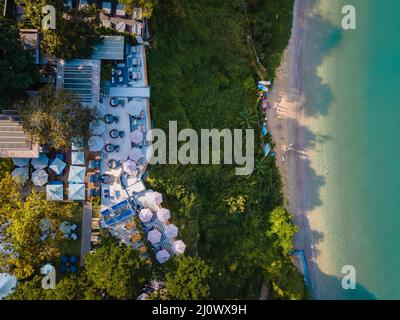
{"left": 80, "top": 202, "right": 93, "bottom": 266}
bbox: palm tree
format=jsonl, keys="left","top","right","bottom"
{"left": 239, "top": 108, "right": 258, "bottom": 130}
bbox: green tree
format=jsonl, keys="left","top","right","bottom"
{"left": 17, "top": 0, "right": 102, "bottom": 60}
{"left": 118, "top": 0, "right": 157, "bottom": 17}
{"left": 0, "top": 17, "right": 36, "bottom": 107}
{"left": 84, "top": 237, "right": 147, "bottom": 299}
{"left": 0, "top": 176, "right": 79, "bottom": 279}
{"left": 267, "top": 207, "right": 298, "bottom": 256}
{"left": 19, "top": 85, "right": 96, "bottom": 149}
{"left": 164, "top": 256, "right": 213, "bottom": 300}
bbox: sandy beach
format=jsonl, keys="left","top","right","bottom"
{"left": 268, "top": 0, "right": 319, "bottom": 296}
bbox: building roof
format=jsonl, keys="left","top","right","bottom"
{"left": 56, "top": 59, "right": 101, "bottom": 107}
{"left": 91, "top": 36, "right": 125, "bottom": 60}
{"left": 0, "top": 111, "right": 39, "bottom": 158}
{"left": 109, "top": 86, "right": 150, "bottom": 98}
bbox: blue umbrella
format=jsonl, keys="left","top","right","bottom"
{"left": 31, "top": 153, "right": 49, "bottom": 169}
{"left": 59, "top": 265, "right": 67, "bottom": 273}
{"left": 49, "top": 157, "right": 67, "bottom": 175}
{"left": 257, "top": 84, "right": 269, "bottom": 92}
{"left": 70, "top": 265, "right": 78, "bottom": 273}
{"left": 61, "top": 255, "right": 69, "bottom": 264}
{"left": 70, "top": 256, "right": 79, "bottom": 264}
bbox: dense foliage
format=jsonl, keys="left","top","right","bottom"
{"left": 0, "top": 174, "right": 81, "bottom": 279}
{"left": 18, "top": 0, "right": 102, "bottom": 60}
{"left": 19, "top": 85, "right": 96, "bottom": 149}
{"left": 147, "top": 0, "right": 306, "bottom": 299}
{"left": 118, "top": 0, "right": 157, "bottom": 17}
{"left": 163, "top": 256, "right": 213, "bottom": 300}
{"left": 8, "top": 238, "right": 149, "bottom": 299}
{"left": 0, "top": 17, "right": 36, "bottom": 107}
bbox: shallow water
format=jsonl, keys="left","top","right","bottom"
{"left": 302, "top": 0, "right": 400, "bottom": 299}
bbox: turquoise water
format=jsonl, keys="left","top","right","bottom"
{"left": 303, "top": 0, "right": 400, "bottom": 299}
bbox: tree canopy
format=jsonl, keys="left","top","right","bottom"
{"left": 163, "top": 256, "right": 213, "bottom": 300}
{"left": 0, "top": 17, "right": 36, "bottom": 107}
{"left": 8, "top": 237, "right": 149, "bottom": 300}
{"left": 147, "top": 0, "right": 306, "bottom": 299}
{"left": 0, "top": 174, "right": 81, "bottom": 279}
{"left": 19, "top": 85, "right": 96, "bottom": 149}
{"left": 17, "top": 0, "right": 102, "bottom": 60}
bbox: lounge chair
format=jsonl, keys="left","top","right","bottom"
{"left": 70, "top": 224, "right": 77, "bottom": 231}
{"left": 70, "top": 233, "right": 78, "bottom": 241}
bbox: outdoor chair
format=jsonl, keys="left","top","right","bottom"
{"left": 70, "top": 224, "right": 77, "bottom": 231}
{"left": 70, "top": 233, "right": 78, "bottom": 241}
{"left": 88, "top": 160, "right": 101, "bottom": 170}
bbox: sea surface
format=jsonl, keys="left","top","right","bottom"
{"left": 302, "top": 0, "right": 400, "bottom": 299}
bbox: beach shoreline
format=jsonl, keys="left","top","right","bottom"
{"left": 268, "top": 0, "right": 319, "bottom": 297}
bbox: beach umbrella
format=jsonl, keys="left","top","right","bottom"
{"left": 156, "top": 249, "right": 171, "bottom": 264}
{"left": 130, "top": 130, "right": 143, "bottom": 144}
{"left": 149, "top": 191, "right": 163, "bottom": 205}
{"left": 0, "top": 273, "right": 18, "bottom": 300}
{"left": 70, "top": 265, "right": 78, "bottom": 273}
{"left": 97, "top": 102, "right": 107, "bottom": 117}
{"left": 147, "top": 229, "right": 161, "bottom": 244}
{"left": 128, "top": 148, "right": 143, "bottom": 161}
{"left": 11, "top": 167, "right": 29, "bottom": 184}
{"left": 70, "top": 256, "right": 79, "bottom": 264}
{"left": 123, "top": 159, "right": 137, "bottom": 175}
{"left": 68, "top": 183, "right": 85, "bottom": 201}
{"left": 157, "top": 208, "right": 170, "bottom": 223}
{"left": 39, "top": 218, "right": 51, "bottom": 232}
{"left": 139, "top": 208, "right": 153, "bottom": 223}
{"left": 49, "top": 157, "right": 67, "bottom": 175}
{"left": 172, "top": 240, "right": 186, "bottom": 255}
{"left": 31, "top": 169, "right": 48, "bottom": 186}
{"left": 68, "top": 166, "right": 86, "bottom": 183}
{"left": 31, "top": 154, "right": 49, "bottom": 169}
{"left": 88, "top": 135, "right": 105, "bottom": 152}
{"left": 12, "top": 158, "right": 29, "bottom": 167}
{"left": 71, "top": 151, "right": 85, "bottom": 165}
{"left": 90, "top": 119, "right": 107, "bottom": 135}
{"left": 126, "top": 100, "right": 142, "bottom": 116}
{"left": 60, "top": 222, "right": 71, "bottom": 234}
{"left": 165, "top": 224, "right": 178, "bottom": 239}
{"left": 71, "top": 137, "right": 85, "bottom": 150}
{"left": 46, "top": 183, "right": 64, "bottom": 201}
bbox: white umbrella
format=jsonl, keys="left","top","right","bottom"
{"left": 126, "top": 100, "right": 142, "bottom": 116}
{"left": 68, "top": 166, "right": 86, "bottom": 183}
{"left": 0, "top": 273, "right": 18, "bottom": 300}
{"left": 31, "top": 169, "right": 48, "bottom": 186}
{"left": 165, "top": 224, "right": 178, "bottom": 239}
{"left": 59, "top": 221, "right": 71, "bottom": 234}
{"left": 90, "top": 119, "right": 107, "bottom": 135}
{"left": 130, "top": 130, "right": 143, "bottom": 144}
{"left": 156, "top": 249, "right": 171, "bottom": 264}
{"left": 150, "top": 191, "right": 163, "bottom": 205}
{"left": 128, "top": 148, "right": 143, "bottom": 161}
{"left": 172, "top": 240, "right": 186, "bottom": 254}
{"left": 71, "top": 151, "right": 85, "bottom": 165}
{"left": 97, "top": 103, "right": 107, "bottom": 117}
{"left": 12, "top": 158, "right": 29, "bottom": 167}
{"left": 157, "top": 208, "right": 170, "bottom": 222}
{"left": 139, "top": 208, "right": 153, "bottom": 223}
{"left": 147, "top": 229, "right": 161, "bottom": 244}
{"left": 123, "top": 160, "right": 137, "bottom": 175}
{"left": 88, "top": 136, "right": 105, "bottom": 152}
{"left": 11, "top": 167, "right": 29, "bottom": 184}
